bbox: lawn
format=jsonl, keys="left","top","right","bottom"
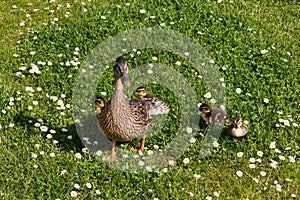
{"left": 0, "top": 0, "right": 299, "bottom": 199}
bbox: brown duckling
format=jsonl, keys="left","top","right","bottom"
{"left": 228, "top": 117, "right": 248, "bottom": 142}
{"left": 199, "top": 103, "right": 230, "bottom": 126}
{"left": 95, "top": 96, "right": 105, "bottom": 115}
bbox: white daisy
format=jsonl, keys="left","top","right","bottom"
{"left": 261, "top": 49, "right": 269, "bottom": 54}
{"left": 257, "top": 151, "right": 263, "bottom": 157}
{"left": 269, "top": 141, "right": 276, "bottom": 149}
{"left": 95, "top": 190, "right": 101, "bottom": 195}
{"left": 46, "top": 134, "right": 52, "bottom": 139}
{"left": 260, "top": 171, "right": 266, "bottom": 177}
{"left": 168, "top": 160, "right": 175, "bottom": 166}
{"left": 145, "top": 166, "right": 152, "bottom": 172}
{"left": 175, "top": 61, "right": 181, "bottom": 66}
{"left": 70, "top": 191, "right": 78, "bottom": 197}
{"left": 236, "top": 170, "right": 243, "bottom": 177}
{"left": 74, "top": 183, "right": 80, "bottom": 189}
{"left": 31, "top": 154, "right": 38, "bottom": 158}
{"left": 189, "top": 137, "right": 196, "bottom": 144}
{"left": 249, "top": 164, "right": 256, "bottom": 169}
{"left": 213, "top": 191, "right": 220, "bottom": 197}
{"left": 194, "top": 174, "right": 201, "bottom": 179}
{"left": 183, "top": 158, "right": 190, "bottom": 164}
{"left": 138, "top": 161, "right": 145, "bottom": 166}
{"left": 75, "top": 153, "right": 82, "bottom": 159}
{"left": 139, "top": 9, "right": 146, "bottom": 14}
{"left": 263, "top": 98, "right": 269, "bottom": 104}
{"left": 147, "top": 150, "right": 153, "bottom": 156}
{"left": 186, "top": 127, "right": 193, "bottom": 134}
{"left": 236, "top": 88, "right": 242, "bottom": 94}
{"left": 204, "top": 92, "right": 212, "bottom": 99}
{"left": 86, "top": 183, "right": 92, "bottom": 189}
{"left": 95, "top": 150, "right": 102, "bottom": 157}
{"left": 270, "top": 160, "right": 278, "bottom": 168}
{"left": 237, "top": 152, "right": 244, "bottom": 158}
{"left": 212, "top": 141, "right": 219, "bottom": 148}
{"left": 40, "top": 126, "right": 48, "bottom": 132}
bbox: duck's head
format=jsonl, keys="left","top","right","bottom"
{"left": 233, "top": 117, "right": 243, "bottom": 128}
{"left": 133, "top": 86, "right": 147, "bottom": 99}
{"left": 95, "top": 96, "right": 105, "bottom": 113}
{"left": 114, "top": 56, "right": 130, "bottom": 86}
{"left": 199, "top": 103, "right": 211, "bottom": 113}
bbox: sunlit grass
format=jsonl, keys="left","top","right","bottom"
{"left": 0, "top": 0, "right": 299, "bottom": 199}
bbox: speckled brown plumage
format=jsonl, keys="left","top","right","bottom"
{"left": 99, "top": 98, "right": 150, "bottom": 142}
{"left": 98, "top": 58, "right": 151, "bottom": 141}
{"left": 97, "top": 57, "right": 152, "bottom": 162}
{"left": 133, "top": 86, "right": 169, "bottom": 117}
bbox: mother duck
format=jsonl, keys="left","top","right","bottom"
{"left": 97, "top": 56, "right": 168, "bottom": 163}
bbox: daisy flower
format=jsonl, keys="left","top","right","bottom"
{"left": 75, "top": 153, "right": 82, "bottom": 159}
{"left": 269, "top": 142, "right": 276, "bottom": 149}
{"left": 236, "top": 88, "right": 242, "bottom": 94}
{"left": 86, "top": 183, "right": 92, "bottom": 189}
{"left": 183, "top": 158, "right": 190, "bottom": 164}
{"left": 70, "top": 191, "right": 78, "bottom": 197}
{"left": 236, "top": 170, "right": 243, "bottom": 177}
{"left": 237, "top": 152, "right": 244, "bottom": 158}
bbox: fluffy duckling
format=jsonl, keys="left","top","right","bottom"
{"left": 133, "top": 86, "right": 169, "bottom": 116}
{"left": 128, "top": 86, "right": 169, "bottom": 153}
{"left": 228, "top": 117, "right": 248, "bottom": 142}
{"left": 199, "top": 103, "right": 230, "bottom": 126}
{"left": 95, "top": 96, "right": 105, "bottom": 114}
{"left": 134, "top": 86, "right": 154, "bottom": 99}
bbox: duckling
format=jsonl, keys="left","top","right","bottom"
{"left": 95, "top": 96, "right": 105, "bottom": 114}
{"left": 128, "top": 86, "right": 169, "bottom": 153}
{"left": 228, "top": 117, "right": 248, "bottom": 142}
{"left": 133, "top": 86, "right": 169, "bottom": 116}
{"left": 134, "top": 86, "right": 156, "bottom": 99}
{"left": 199, "top": 103, "right": 230, "bottom": 126}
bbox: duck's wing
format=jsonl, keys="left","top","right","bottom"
{"left": 128, "top": 99, "right": 152, "bottom": 120}
{"left": 143, "top": 95, "right": 169, "bottom": 116}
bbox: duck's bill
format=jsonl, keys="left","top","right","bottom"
{"left": 121, "top": 74, "right": 130, "bottom": 86}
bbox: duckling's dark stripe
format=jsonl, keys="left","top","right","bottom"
{"left": 136, "top": 86, "right": 147, "bottom": 92}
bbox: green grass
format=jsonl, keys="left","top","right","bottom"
{"left": 1, "top": 0, "right": 299, "bottom": 199}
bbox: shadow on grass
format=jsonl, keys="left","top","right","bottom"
{"left": 14, "top": 112, "right": 84, "bottom": 152}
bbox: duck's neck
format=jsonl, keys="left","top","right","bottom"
{"left": 113, "top": 78, "right": 126, "bottom": 102}
{"left": 115, "top": 78, "right": 123, "bottom": 91}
